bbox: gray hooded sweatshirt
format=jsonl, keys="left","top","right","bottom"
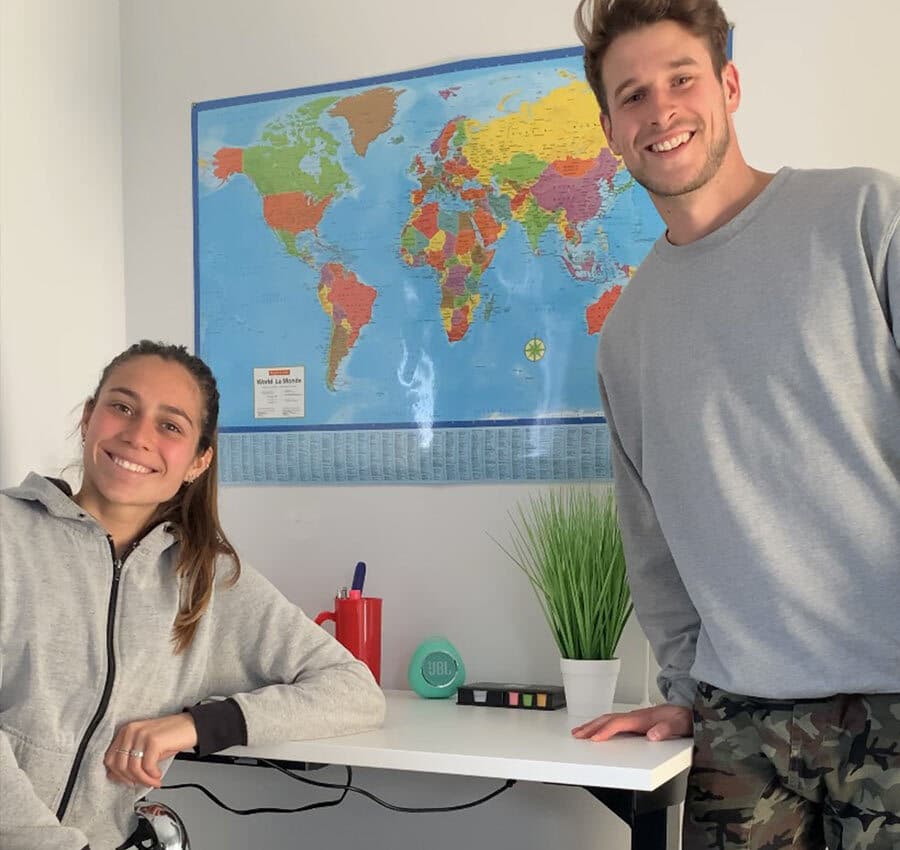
{"left": 0, "top": 473, "right": 386, "bottom": 849}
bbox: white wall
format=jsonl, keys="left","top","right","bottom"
{"left": 0, "top": 0, "right": 125, "bottom": 486}
{"left": 731, "top": 0, "right": 899, "bottom": 175}
{"left": 115, "top": 0, "right": 896, "bottom": 848}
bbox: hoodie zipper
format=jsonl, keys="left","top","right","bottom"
{"left": 56, "top": 535, "right": 132, "bottom": 822}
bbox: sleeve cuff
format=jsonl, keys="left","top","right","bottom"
{"left": 186, "top": 698, "right": 248, "bottom": 756}
{"left": 659, "top": 676, "right": 698, "bottom": 708}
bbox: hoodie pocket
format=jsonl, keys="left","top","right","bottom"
{"left": 1, "top": 723, "right": 75, "bottom": 813}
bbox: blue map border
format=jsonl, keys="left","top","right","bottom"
{"left": 192, "top": 45, "right": 616, "bottom": 484}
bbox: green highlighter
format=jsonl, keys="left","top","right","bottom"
{"left": 408, "top": 637, "right": 466, "bottom": 698}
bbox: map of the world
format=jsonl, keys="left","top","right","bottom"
{"left": 193, "top": 47, "right": 663, "bottom": 484}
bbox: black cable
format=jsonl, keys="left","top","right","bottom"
{"left": 161, "top": 765, "right": 351, "bottom": 815}
{"left": 162, "top": 761, "right": 517, "bottom": 815}
{"left": 260, "top": 758, "right": 517, "bottom": 813}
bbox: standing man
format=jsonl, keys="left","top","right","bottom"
{"left": 571, "top": 1, "right": 900, "bottom": 847}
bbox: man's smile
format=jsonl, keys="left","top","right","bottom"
{"left": 647, "top": 130, "right": 694, "bottom": 153}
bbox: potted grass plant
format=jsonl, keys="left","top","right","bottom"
{"left": 495, "top": 487, "right": 632, "bottom": 718}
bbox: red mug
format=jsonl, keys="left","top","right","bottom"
{"left": 315, "top": 596, "right": 382, "bottom": 685}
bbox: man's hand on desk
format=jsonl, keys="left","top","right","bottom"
{"left": 571, "top": 705, "right": 693, "bottom": 742}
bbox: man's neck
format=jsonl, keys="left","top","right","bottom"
{"left": 653, "top": 160, "right": 775, "bottom": 246}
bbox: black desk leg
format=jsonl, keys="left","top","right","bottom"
{"left": 630, "top": 807, "right": 667, "bottom": 850}
{"left": 584, "top": 769, "right": 688, "bottom": 850}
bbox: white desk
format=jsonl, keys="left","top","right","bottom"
{"left": 180, "top": 690, "right": 693, "bottom": 849}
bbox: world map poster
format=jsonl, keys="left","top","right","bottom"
{"left": 193, "top": 47, "right": 663, "bottom": 484}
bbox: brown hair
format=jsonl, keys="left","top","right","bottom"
{"left": 86, "top": 340, "right": 241, "bottom": 653}
{"left": 575, "top": 0, "right": 731, "bottom": 114}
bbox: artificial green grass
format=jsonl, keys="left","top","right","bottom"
{"left": 496, "top": 488, "right": 632, "bottom": 660}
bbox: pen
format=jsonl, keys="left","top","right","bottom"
{"left": 350, "top": 561, "right": 366, "bottom": 598}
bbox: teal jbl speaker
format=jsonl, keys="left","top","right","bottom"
{"left": 407, "top": 637, "right": 465, "bottom": 698}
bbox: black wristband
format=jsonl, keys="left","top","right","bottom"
{"left": 185, "top": 698, "right": 248, "bottom": 756}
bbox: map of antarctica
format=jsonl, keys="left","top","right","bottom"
{"left": 193, "top": 48, "right": 664, "bottom": 483}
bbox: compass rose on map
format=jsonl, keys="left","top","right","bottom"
{"left": 524, "top": 337, "right": 546, "bottom": 362}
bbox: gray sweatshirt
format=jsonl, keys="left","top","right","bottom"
{"left": 0, "top": 473, "right": 386, "bottom": 849}
{"left": 598, "top": 167, "right": 900, "bottom": 707}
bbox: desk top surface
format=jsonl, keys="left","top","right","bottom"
{"left": 218, "top": 690, "right": 692, "bottom": 791}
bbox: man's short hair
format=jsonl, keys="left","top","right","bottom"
{"left": 575, "top": 0, "right": 731, "bottom": 114}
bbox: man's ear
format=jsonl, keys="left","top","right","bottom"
{"left": 721, "top": 61, "right": 741, "bottom": 114}
{"left": 600, "top": 111, "right": 620, "bottom": 156}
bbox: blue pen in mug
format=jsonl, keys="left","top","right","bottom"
{"left": 350, "top": 560, "right": 366, "bottom": 598}
{"left": 315, "top": 562, "right": 382, "bottom": 684}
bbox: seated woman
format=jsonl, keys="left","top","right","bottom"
{"left": 0, "top": 340, "right": 385, "bottom": 850}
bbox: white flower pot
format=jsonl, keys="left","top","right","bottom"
{"left": 560, "top": 657, "right": 621, "bottom": 720}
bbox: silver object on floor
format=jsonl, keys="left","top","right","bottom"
{"left": 132, "top": 800, "right": 191, "bottom": 850}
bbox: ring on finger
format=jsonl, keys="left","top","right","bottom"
{"left": 128, "top": 749, "right": 144, "bottom": 758}
{"left": 115, "top": 747, "right": 131, "bottom": 755}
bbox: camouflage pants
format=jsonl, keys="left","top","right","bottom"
{"left": 683, "top": 683, "right": 900, "bottom": 850}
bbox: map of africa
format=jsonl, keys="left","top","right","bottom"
{"left": 193, "top": 48, "right": 664, "bottom": 484}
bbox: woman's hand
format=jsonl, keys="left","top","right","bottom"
{"left": 104, "top": 712, "right": 198, "bottom": 788}
{"left": 571, "top": 704, "right": 693, "bottom": 742}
